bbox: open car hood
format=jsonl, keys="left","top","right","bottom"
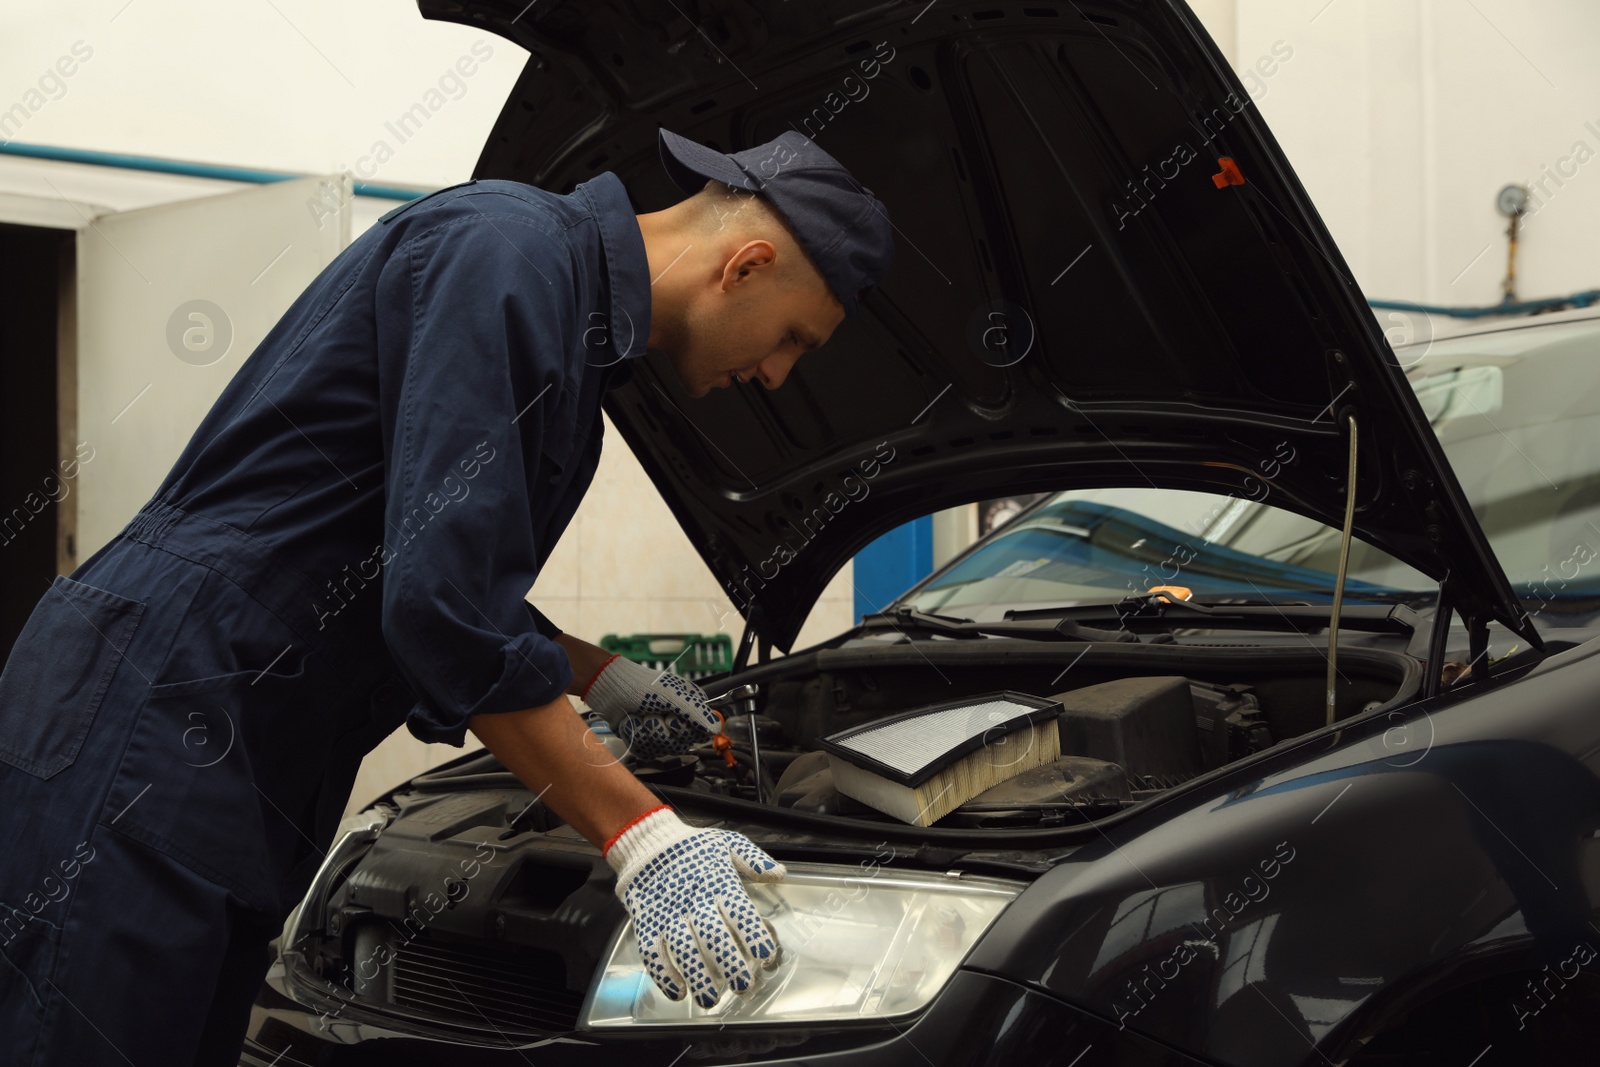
{"left": 433, "top": 0, "right": 1536, "bottom": 652}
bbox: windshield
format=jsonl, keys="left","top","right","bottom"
{"left": 902, "top": 316, "right": 1600, "bottom": 617}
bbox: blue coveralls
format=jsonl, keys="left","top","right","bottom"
{"left": 0, "top": 171, "right": 653, "bottom": 1065}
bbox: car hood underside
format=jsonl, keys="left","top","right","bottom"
{"left": 429, "top": 0, "right": 1535, "bottom": 651}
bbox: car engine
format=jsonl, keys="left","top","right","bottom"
{"left": 635, "top": 636, "right": 1421, "bottom": 829}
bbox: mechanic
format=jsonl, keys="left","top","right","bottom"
{"left": 0, "top": 127, "right": 893, "bottom": 1065}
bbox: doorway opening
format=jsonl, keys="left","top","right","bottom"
{"left": 0, "top": 222, "right": 75, "bottom": 660}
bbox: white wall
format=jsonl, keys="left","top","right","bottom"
{"left": 1222, "top": 0, "right": 1600, "bottom": 312}
{"left": 3, "top": 1, "right": 520, "bottom": 191}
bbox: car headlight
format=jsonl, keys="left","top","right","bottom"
{"left": 581, "top": 861, "right": 1023, "bottom": 1027}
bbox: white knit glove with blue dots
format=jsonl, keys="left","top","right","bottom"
{"left": 604, "top": 805, "right": 786, "bottom": 1008}
{"left": 580, "top": 654, "right": 720, "bottom": 761}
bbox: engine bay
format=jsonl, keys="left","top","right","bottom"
{"left": 615, "top": 637, "right": 1422, "bottom": 830}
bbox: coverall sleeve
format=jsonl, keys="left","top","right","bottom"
{"left": 374, "top": 211, "right": 580, "bottom": 747}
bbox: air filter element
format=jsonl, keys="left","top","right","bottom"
{"left": 818, "top": 692, "right": 1062, "bottom": 826}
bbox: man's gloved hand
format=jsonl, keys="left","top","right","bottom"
{"left": 603, "top": 805, "right": 786, "bottom": 1007}
{"left": 579, "top": 654, "right": 720, "bottom": 760}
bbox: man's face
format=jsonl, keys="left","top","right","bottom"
{"left": 667, "top": 242, "right": 846, "bottom": 398}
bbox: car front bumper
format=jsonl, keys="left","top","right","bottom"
{"left": 241, "top": 967, "right": 1213, "bottom": 1066}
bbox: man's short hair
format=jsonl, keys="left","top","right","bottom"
{"left": 691, "top": 179, "right": 830, "bottom": 295}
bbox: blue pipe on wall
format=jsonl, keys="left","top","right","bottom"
{"left": 0, "top": 140, "right": 427, "bottom": 202}
{"left": 1367, "top": 290, "right": 1600, "bottom": 319}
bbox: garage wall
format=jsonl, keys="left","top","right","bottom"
{"left": 2, "top": 4, "right": 520, "bottom": 196}
{"left": 1224, "top": 0, "right": 1600, "bottom": 312}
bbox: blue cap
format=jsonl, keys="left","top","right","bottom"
{"left": 658, "top": 127, "right": 894, "bottom": 317}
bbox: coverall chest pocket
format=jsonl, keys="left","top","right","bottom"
{"left": 0, "top": 575, "right": 145, "bottom": 780}
{"left": 104, "top": 642, "right": 316, "bottom": 912}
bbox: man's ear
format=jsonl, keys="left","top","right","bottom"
{"left": 722, "top": 239, "right": 778, "bottom": 289}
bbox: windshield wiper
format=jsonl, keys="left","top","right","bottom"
{"left": 865, "top": 597, "right": 1423, "bottom": 643}
{"left": 1006, "top": 596, "right": 1423, "bottom": 638}
{"left": 859, "top": 606, "right": 984, "bottom": 638}
{"left": 860, "top": 606, "right": 1147, "bottom": 644}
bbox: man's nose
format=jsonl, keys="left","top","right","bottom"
{"left": 754, "top": 350, "right": 801, "bottom": 389}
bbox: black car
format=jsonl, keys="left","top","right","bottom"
{"left": 242, "top": 1, "right": 1600, "bottom": 1064}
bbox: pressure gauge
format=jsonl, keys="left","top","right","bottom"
{"left": 1497, "top": 183, "right": 1529, "bottom": 218}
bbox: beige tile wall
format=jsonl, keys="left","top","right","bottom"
{"left": 342, "top": 412, "right": 856, "bottom": 817}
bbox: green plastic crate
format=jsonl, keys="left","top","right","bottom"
{"left": 599, "top": 632, "right": 734, "bottom": 681}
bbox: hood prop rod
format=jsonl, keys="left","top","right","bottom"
{"left": 731, "top": 606, "right": 773, "bottom": 676}
{"left": 1327, "top": 414, "right": 1359, "bottom": 727}
{"left": 1422, "top": 584, "right": 1455, "bottom": 699}
{"left": 733, "top": 619, "right": 757, "bottom": 674}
